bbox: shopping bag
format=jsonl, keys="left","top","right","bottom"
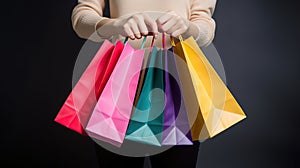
{"left": 125, "top": 46, "right": 165, "bottom": 147}
{"left": 96, "top": 41, "right": 125, "bottom": 98}
{"left": 131, "top": 37, "right": 155, "bottom": 118}
{"left": 85, "top": 37, "right": 147, "bottom": 147}
{"left": 162, "top": 47, "right": 193, "bottom": 145}
{"left": 131, "top": 49, "right": 152, "bottom": 111}
{"left": 54, "top": 40, "right": 119, "bottom": 134}
{"left": 172, "top": 36, "right": 246, "bottom": 140}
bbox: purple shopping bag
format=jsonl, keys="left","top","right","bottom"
{"left": 162, "top": 34, "right": 193, "bottom": 145}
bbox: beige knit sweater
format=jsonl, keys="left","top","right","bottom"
{"left": 72, "top": 0, "right": 217, "bottom": 47}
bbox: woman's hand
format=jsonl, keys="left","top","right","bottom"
{"left": 156, "top": 11, "right": 190, "bottom": 37}
{"left": 97, "top": 13, "right": 158, "bottom": 40}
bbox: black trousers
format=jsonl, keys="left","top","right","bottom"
{"left": 94, "top": 141, "right": 200, "bottom": 168}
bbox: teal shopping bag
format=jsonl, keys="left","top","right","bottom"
{"left": 125, "top": 47, "right": 165, "bottom": 146}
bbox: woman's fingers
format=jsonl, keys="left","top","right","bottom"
{"left": 169, "top": 19, "right": 189, "bottom": 37}
{"left": 128, "top": 18, "right": 142, "bottom": 39}
{"left": 156, "top": 11, "right": 190, "bottom": 36}
{"left": 123, "top": 23, "right": 135, "bottom": 40}
{"left": 156, "top": 11, "right": 175, "bottom": 25}
{"left": 143, "top": 14, "right": 158, "bottom": 38}
{"left": 156, "top": 11, "right": 177, "bottom": 33}
{"left": 166, "top": 21, "right": 182, "bottom": 35}
{"left": 171, "top": 27, "right": 187, "bottom": 37}
{"left": 111, "top": 11, "right": 190, "bottom": 39}
{"left": 133, "top": 15, "right": 149, "bottom": 36}
{"left": 121, "top": 13, "right": 158, "bottom": 39}
{"left": 160, "top": 16, "right": 178, "bottom": 33}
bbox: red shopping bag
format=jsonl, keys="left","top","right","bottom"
{"left": 55, "top": 40, "right": 124, "bottom": 134}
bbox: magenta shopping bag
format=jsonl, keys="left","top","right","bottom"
{"left": 54, "top": 40, "right": 116, "bottom": 134}
{"left": 85, "top": 37, "right": 147, "bottom": 147}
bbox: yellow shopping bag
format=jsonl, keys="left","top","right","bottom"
{"left": 172, "top": 36, "right": 246, "bottom": 140}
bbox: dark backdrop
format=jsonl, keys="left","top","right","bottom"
{"left": 1, "top": 0, "right": 299, "bottom": 167}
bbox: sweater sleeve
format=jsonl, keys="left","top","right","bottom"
{"left": 71, "top": 0, "right": 106, "bottom": 41}
{"left": 188, "top": 0, "right": 217, "bottom": 47}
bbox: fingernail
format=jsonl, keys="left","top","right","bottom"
{"left": 141, "top": 31, "right": 148, "bottom": 36}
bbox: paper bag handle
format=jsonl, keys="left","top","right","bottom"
{"left": 170, "top": 35, "right": 183, "bottom": 46}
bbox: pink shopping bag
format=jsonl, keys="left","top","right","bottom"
{"left": 86, "top": 37, "right": 147, "bottom": 147}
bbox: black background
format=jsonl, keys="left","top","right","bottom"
{"left": 1, "top": 0, "right": 300, "bottom": 167}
